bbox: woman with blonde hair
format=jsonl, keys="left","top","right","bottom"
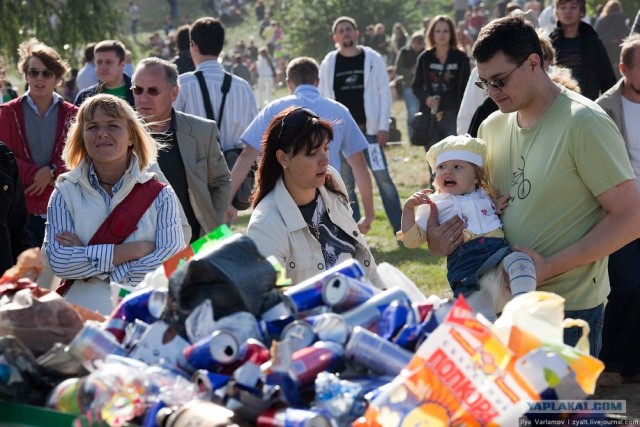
{"left": 44, "top": 94, "right": 185, "bottom": 314}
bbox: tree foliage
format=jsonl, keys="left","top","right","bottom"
{"left": 0, "top": 0, "right": 123, "bottom": 67}
{"left": 277, "top": 0, "right": 453, "bottom": 62}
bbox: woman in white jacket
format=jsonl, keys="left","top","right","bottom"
{"left": 247, "top": 106, "right": 382, "bottom": 288}
{"left": 44, "top": 94, "right": 185, "bottom": 314}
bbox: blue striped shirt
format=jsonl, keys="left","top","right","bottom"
{"left": 44, "top": 164, "right": 184, "bottom": 285}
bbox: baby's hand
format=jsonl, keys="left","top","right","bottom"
{"left": 493, "top": 193, "right": 510, "bottom": 214}
{"left": 404, "top": 189, "right": 433, "bottom": 210}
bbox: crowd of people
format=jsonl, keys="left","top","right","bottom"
{"left": 1, "top": 0, "right": 640, "bottom": 389}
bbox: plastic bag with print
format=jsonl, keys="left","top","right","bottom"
{"left": 354, "top": 296, "right": 538, "bottom": 427}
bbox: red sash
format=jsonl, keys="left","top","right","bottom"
{"left": 56, "top": 179, "right": 166, "bottom": 296}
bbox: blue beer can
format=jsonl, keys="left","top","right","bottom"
{"left": 345, "top": 326, "right": 413, "bottom": 376}
{"left": 341, "top": 287, "right": 411, "bottom": 330}
{"left": 321, "top": 273, "right": 379, "bottom": 312}
{"left": 284, "top": 260, "right": 365, "bottom": 313}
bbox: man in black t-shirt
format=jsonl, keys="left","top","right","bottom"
{"left": 319, "top": 16, "right": 403, "bottom": 235}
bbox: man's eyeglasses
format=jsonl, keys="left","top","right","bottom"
{"left": 278, "top": 107, "right": 320, "bottom": 139}
{"left": 27, "top": 69, "right": 55, "bottom": 79}
{"left": 474, "top": 60, "right": 525, "bottom": 90}
{"left": 131, "top": 86, "right": 163, "bottom": 96}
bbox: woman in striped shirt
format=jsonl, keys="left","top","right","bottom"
{"left": 44, "top": 94, "right": 185, "bottom": 314}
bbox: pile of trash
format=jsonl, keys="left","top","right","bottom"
{"left": 0, "top": 226, "right": 609, "bottom": 426}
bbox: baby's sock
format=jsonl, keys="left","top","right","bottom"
{"left": 503, "top": 252, "right": 536, "bottom": 296}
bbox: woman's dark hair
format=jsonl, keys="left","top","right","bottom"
{"left": 472, "top": 15, "right": 543, "bottom": 65}
{"left": 252, "top": 106, "right": 344, "bottom": 208}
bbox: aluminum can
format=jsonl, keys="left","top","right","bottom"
{"left": 67, "top": 323, "right": 127, "bottom": 370}
{"left": 155, "top": 400, "right": 235, "bottom": 427}
{"left": 281, "top": 320, "right": 316, "bottom": 351}
{"left": 341, "top": 287, "right": 411, "bottom": 330}
{"left": 122, "top": 319, "right": 150, "bottom": 350}
{"left": 290, "top": 341, "right": 344, "bottom": 386}
{"left": 284, "top": 259, "right": 364, "bottom": 313}
{"left": 345, "top": 326, "right": 413, "bottom": 376}
{"left": 217, "top": 338, "right": 271, "bottom": 375}
{"left": 179, "top": 330, "right": 239, "bottom": 372}
{"left": 257, "top": 407, "right": 333, "bottom": 427}
{"left": 377, "top": 299, "right": 414, "bottom": 340}
{"left": 192, "top": 370, "right": 230, "bottom": 400}
{"left": 321, "top": 273, "right": 379, "bottom": 311}
{"left": 104, "top": 287, "right": 167, "bottom": 342}
{"left": 306, "top": 312, "right": 349, "bottom": 345}
{"left": 412, "top": 301, "right": 434, "bottom": 322}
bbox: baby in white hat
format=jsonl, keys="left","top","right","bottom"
{"left": 397, "top": 135, "right": 537, "bottom": 321}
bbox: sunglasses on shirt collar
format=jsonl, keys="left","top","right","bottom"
{"left": 278, "top": 107, "right": 320, "bottom": 139}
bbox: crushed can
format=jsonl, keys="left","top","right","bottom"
{"left": 377, "top": 299, "right": 414, "bottom": 340}
{"left": 192, "top": 370, "right": 231, "bottom": 401}
{"left": 217, "top": 338, "right": 271, "bottom": 375}
{"left": 307, "top": 312, "right": 350, "bottom": 345}
{"left": 281, "top": 320, "right": 316, "bottom": 352}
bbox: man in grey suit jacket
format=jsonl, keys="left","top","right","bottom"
{"left": 133, "top": 57, "right": 230, "bottom": 242}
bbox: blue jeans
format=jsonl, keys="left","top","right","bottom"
{"left": 403, "top": 87, "right": 420, "bottom": 141}
{"left": 341, "top": 134, "right": 403, "bottom": 234}
{"left": 447, "top": 237, "right": 509, "bottom": 297}
{"left": 564, "top": 303, "right": 604, "bottom": 358}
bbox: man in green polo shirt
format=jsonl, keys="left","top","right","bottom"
{"left": 74, "top": 40, "right": 135, "bottom": 107}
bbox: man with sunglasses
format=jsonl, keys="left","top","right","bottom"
{"left": 132, "top": 58, "right": 230, "bottom": 242}
{"left": 226, "top": 57, "right": 375, "bottom": 233}
{"left": 318, "top": 16, "right": 403, "bottom": 235}
{"left": 426, "top": 15, "right": 640, "bottom": 357}
{"left": 74, "top": 40, "right": 135, "bottom": 108}
{"left": 0, "top": 39, "right": 77, "bottom": 248}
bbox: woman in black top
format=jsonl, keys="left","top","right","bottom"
{"left": 412, "top": 15, "right": 470, "bottom": 145}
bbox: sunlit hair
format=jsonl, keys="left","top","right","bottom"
{"left": 134, "top": 57, "right": 179, "bottom": 87}
{"left": 620, "top": 34, "right": 640, "bottom": 68}
{"left": 252, "top": 106, "right": 344, "bottom": 208}
{"left": 473, "top": 15, "right": 544, "bottom": 65}
{"left": 554, "top": 0, "right": 586, "bottom": 15}
{"left": 550, "top": 65, "right": 581, "bottom": 93}
{"left": 286, "top": 57, "right": 319, "bottom": 86}
{"left": 538, "top": 33, "right": 556, "bottom": 67}
{"left": 601, "top": 0, "right": 623, "bottom": 16}
{"left": 62, "top": 94, "right": 161, "bottom": 170}
{"left": 18, "top": 38, "right": 70, "bottom": 82}
{"left": 426, "top": 15, "right": 460, "bottom": 51}
{"left": 332, "top": 16, "right": 358, "bottom": 34}
{"left": 94, "top": 40, "right": 127, "bottom": 62}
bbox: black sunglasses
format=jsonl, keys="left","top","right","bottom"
{"left": 131, "top": 86, "right": 163, "bottom": 96}
{"left": 27, "top": 69, "right": 55, "bottom": 79}
{"left": 278, "top": 107, "right": 320, "bottom": 139}
{"left": 474, "top": 59, "right": 525, "bottom": 90}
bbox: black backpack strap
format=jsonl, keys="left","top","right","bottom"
{"left": 194, "top": 70, "right": 215, "bottom": 121}
{"left": 218, "top": 72, "right": 232, "bottom": 126}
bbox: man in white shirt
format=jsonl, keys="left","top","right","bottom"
{"left": 173, "top": 17, "right": 257, "bottom": 154}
